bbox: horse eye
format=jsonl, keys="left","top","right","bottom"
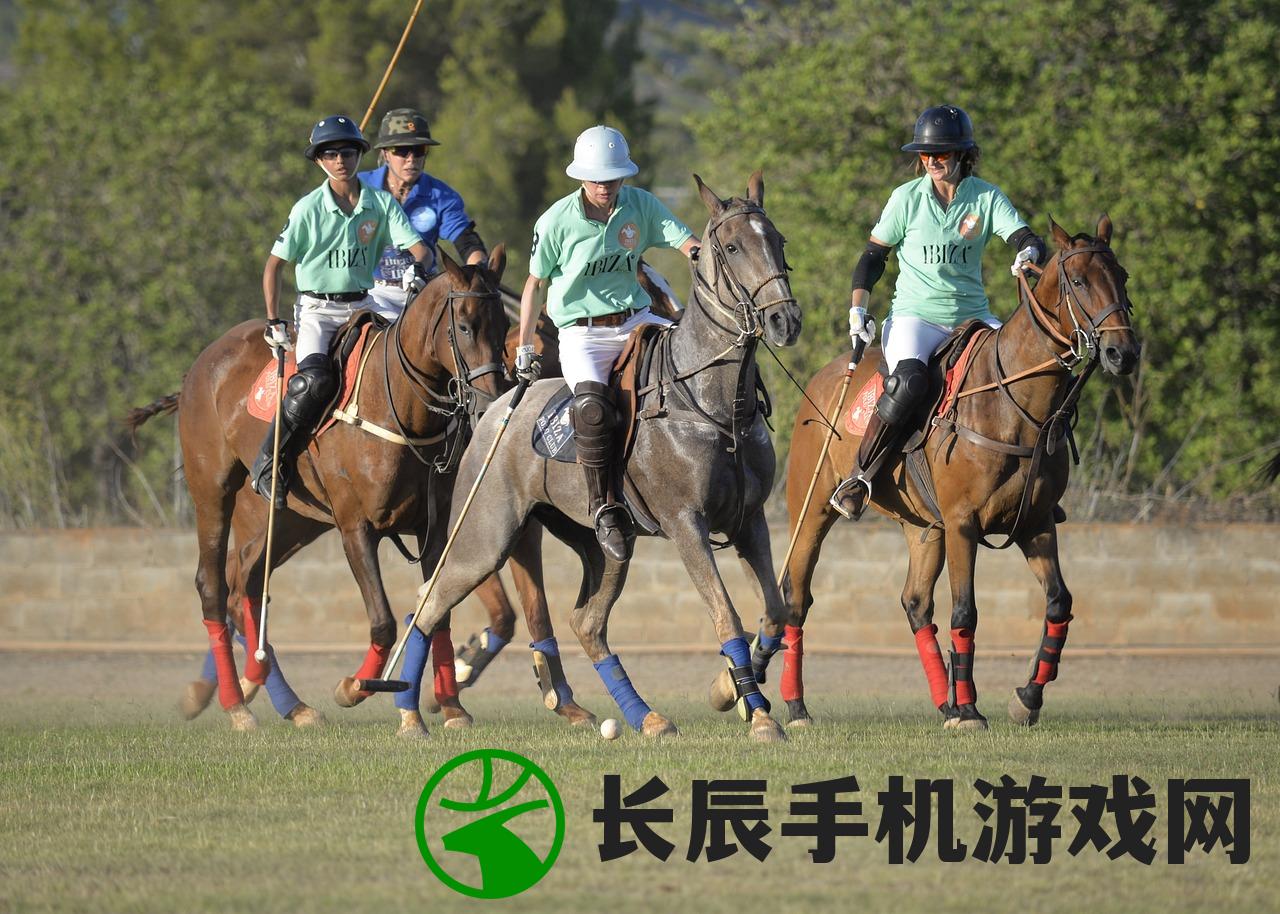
{"left": 726, "top": 243, "right": 739, "bottom": 254}
{"left": 1071, "top": 277, "right": 1085, "bottom": 288}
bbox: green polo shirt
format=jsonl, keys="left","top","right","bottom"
{"left": 871, "top": 175, "right": 1026, "bottom": 324}
{"left": 271, "top": 180, "right": 421, "bottom": 293}
{"left": 529, "top": 185, "right": 693, "bottom": 328}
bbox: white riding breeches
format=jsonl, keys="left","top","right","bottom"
{"left": 881, "top": 313, "right": 1001, "bottom": 373}
{"left": 558, "top": 307, "right": 673, "bottom": 390}
{"left": 292, "top": 292, "right": 401, "bottom": 365}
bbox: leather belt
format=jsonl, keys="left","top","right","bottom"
{"left": 302, "top": 290, "right": 367, "bottom": 302}
{"left": 573, "top": 307, "right": 642, "bottom": 328}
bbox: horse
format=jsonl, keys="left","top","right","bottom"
{"left": 758, "top": 216, "right": 1138, "bottom": 730}
{"left": 127, "top": 248, "right": 594, "bottom": 734}
{"left": 388, "top": 171, "right": 802, "bottom": 742}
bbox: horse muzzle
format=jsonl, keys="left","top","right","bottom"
{"left": 763, "top": 301, "right": 802, "bottom": 348}
{"left": 1100, "top": 338, "right": 1140, "bottom": 376}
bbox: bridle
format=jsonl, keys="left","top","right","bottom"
{"left": 690, "top": 204, "right": 796, "bottom": 346}
{"left": 1019, "top": 244, "right": 1134, "bottom": 369}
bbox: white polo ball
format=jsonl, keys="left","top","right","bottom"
{"left": 253, "top": 649, "right": 267, "bottom": 662}
{"left": 600, "top": 718, "right": 621, "bottom": 740}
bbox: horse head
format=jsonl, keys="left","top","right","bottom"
{"left": 416, "top": 245, "right": 511, "bottom": 423}
{"left": 692, "top": 171, "right": 802, "bottom": 347}
{"left": 1041, "top": 215, "right": 1140, "bottom": 376}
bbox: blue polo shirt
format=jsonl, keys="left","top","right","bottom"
{"left": 358, "top": 166, "right": 474, "bottom": 282}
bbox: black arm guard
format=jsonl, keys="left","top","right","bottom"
{"left": 850, "top": 240, "right": 892, "bottom": 293}
{"left": 452, "top": 223, "right": 487, "bottom": 263}
{"left": 1007, "top": 226, "right": 1047, "bottom": 266}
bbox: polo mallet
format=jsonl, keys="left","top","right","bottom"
{"left": 358, "top": 0, "right": 425, "bottom": 133}
{"left": 356, "top": 379, "right": 532, "bottom": 692}
{"left": 255, "top": 345, "right": 288, "bottom": 664}
{"left": 776, "top": 337, "right": 867, "bottom": 585}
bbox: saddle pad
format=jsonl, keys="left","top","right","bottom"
{"left": 245, "top": 323, "right": 375, "bottom": 427}
{"left": 844, "top": 374, "right": 884, "bottom": 436}
{"left": 531, "top": 384, "right": 577, "bottom": 462}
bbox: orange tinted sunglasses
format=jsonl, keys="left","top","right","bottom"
{"left": 918, "top": 150, "right": 954, "bottom": 162}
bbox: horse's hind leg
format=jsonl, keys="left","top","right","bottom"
{"left": 943, "top": 530, "right": 987, "bottom": 730}
{"left": 509, "top": 521, "right": 596, "bottom": 727}
{"left": 1010, "top": 523, "right": 1073, "bottom": 726}
{"left": 901, "top": 525, "right": 949, "bottom": 719}
{"left": 452, "top": 572, "right": 517, "bottom": 690}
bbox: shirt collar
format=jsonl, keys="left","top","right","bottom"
{"left": 321, "top": 180, "right": 372, "bottom": 215}
{"left": 916, "top": 174, "right": 973, "bottom": 201}
{"left": 574, "top": 184, "right": 631, "bottom": 222}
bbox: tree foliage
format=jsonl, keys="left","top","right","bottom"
{"left": 688, "top": 0, "right": 1280, "bottom": 515}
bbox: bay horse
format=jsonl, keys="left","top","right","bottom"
{"left": 758, "top": 216, "right": 1138, "bottom": 730}
{"left": 392, "top": 172, "right": 802, "bottom": 741}
{"left": 128, "top": 249, "right": 594, "bottom": 733}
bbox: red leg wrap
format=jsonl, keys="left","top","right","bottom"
{"left": 1033, "top": 617, "right": 1071, "bottom": 685}
{"left": 203, "top": 620, "right": 244, "bottom": 709}
{"left": 914, "top": 623, "right": 949, "bottom": 708}
{"left": 431, "top": 630, "right": 459, "bottom": 702}
{"left": 951, "top": 628, "right": 976, "bottom": 706}
{"left": 780, "top": 625, "right": 804, "bottom": 701}
{"left": 240, "top": 597, "right": 268, "bottom": 685}
{"left": 355, "top": 642, "right": 391, "bottom": 683}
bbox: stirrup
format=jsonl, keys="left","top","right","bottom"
{"left": 828, "top": 475, "right": 870, "bottom": 521}
{"left": 593, "top": 502, "right": 634, "bottom": 561}
{"left": 250, "top": 450, "right": 290, "bottom": 510}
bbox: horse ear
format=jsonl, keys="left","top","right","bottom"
{"left": 1048, "top": 215, "right": 1072, "bottom": 251}
{"left": 746, "top": 169, "right": 764, "bottom": 207}
{"left": 694, "top": 173, "right": 725, "bottom": 216}
{"left": 487, "top": 242, "right": 507, "bottom": 282}
{"left": 1095, "top": 213, "right": 1113, "bottom": 246}
{"left": 439, "top": 249, "right": 466, "bottom": 283}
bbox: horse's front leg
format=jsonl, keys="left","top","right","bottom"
{"left": 668, "top": 511, "right": 784, "bottom": 742}
{"left": 944, "top": 529, "right": 987, "bottom": 730}
{"left": 332, "top": 523, "right": 400, "bottom": 709}
{"left": 901, "top": 525, "right": 948, "bottom": 719}
{"left": 1010, "top": 523, "right": 1073, "bottom": 726}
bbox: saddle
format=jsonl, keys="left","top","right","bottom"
{"left": 245, "top": 310, "right": 387, "bottom": 434}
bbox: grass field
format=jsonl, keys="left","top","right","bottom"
{"left": 1, "top": 649, "right": 1276, "bottom": 913}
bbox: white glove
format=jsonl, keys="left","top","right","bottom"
{"left": 848, "top": 306, "right": 876, "bottom": 345}
{"left": 401, "top": 261, "right": 429, "bottom": 294}
{"left": 514, "top": 344, "right": 542, "bottom": 382}
{"left": 264, "top": 319, "right": 291, "bottom": 353}
{"left": 1011, "top": 246, "right": 1038, "bottom": 275}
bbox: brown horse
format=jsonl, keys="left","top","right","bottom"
{"left": 757, "top": 216, "right": 1138, "bottom": 730}
{"left": 127, "top": 248, "right": 593, "bottom": 733}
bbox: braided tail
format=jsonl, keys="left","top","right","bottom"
{"left": 123, "top": 391, "right": 181, "bottom": 441}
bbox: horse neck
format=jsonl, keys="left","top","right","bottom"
{"left": 369, "top": 288, "right": 453, "bottom": 429}
{"left": 667, "top": 269, "right": 757, "bottom": 418}
{"left": 979, "top": 267, "right": 1074, "bottom": 418}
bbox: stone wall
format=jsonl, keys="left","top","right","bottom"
{"left": 1, "top": 523, "right": 1277, "bottom": 650}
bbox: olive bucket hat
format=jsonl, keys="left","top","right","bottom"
{"left": 373, "top": 108, "right": 441, "bottom": 149}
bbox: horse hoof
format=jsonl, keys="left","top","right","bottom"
{"left": 333, "top": 676, "right": 368, "bottom": 708}
{"left": 442, "top": 710, "right": 474, "bottom": 729}
{"left": 397, "top": 710, "right": 430, "bottom": 739}
{"left": 708, "top": 669, "right": 736, "bottom": 712}
{"left": 942, "top": 704, "right": 989, "bottom": 731}
{"left": 784, "top": 698, "right": 812, "bottom": 727}
{"left": 641, "top": 711, "right": 678, "bottom": 737}
{"left": 178, "top": 679, "right": 215, "bottom": 720}
{"left": 239, "top": 678, "right": 260, "bottom": 705}
{"left": 226, "top": 703, "right": 258, "bottom": 732}
{"left": 424, "top": 695, "right": 442, "bottom": 714}
{"left": 557, "top": 702, "right": 598, "bottom": 728}
{"left": 786, "top": 715, "right": 812, "bottom": 728}
{"left": 749, "top": 709, "right": 787, "bottom": 743}
{"left": 1008, "top": 690, "right": 1041, "bottom": 727}
{"left": 287, "top": 704, "right": 325, "bottom": 729}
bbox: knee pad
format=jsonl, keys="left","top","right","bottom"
{"left": 282, "top": 363, "right": 337, "bottom": 428}
{"left": 877, "top": 358, "right": 928, "bottom": 425}
{"left": 572, "top": 381, "right": 616, "bottom": 467}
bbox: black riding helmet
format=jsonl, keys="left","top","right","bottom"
{"left": 901, "top": 105, "right": 976, "bottom": 153}
{"left": 304, "top": 115, "right": 371, "bottom": 160}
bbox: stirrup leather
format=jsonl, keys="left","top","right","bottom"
{"left": 828, "top": 474, "right": 871, "bottom": 520}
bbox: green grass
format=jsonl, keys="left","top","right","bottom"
{"left": 1, "top": 651, "right": 1276, "bottom": 913}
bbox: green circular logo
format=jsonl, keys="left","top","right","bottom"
{"left": 414, "top": 749, "right": 564, "bottom": 899}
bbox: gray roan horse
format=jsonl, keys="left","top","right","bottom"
{"left": 402, "top": 172, "right": 803, "bottom": 741}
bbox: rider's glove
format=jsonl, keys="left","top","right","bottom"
{"left": 264, "top": 319, "right": 291, "bottom": 353}
{"left": 848, "top": 306, "right": 876, "bottom": 345}
{"left": 514, "top": 344, "right": 542, "bottom": 383}
{"left": 1011, "top": 246, "right": 1038, "bottom": 276}
{"left": 402, "top": 261, "right": 430, "bottom": 295}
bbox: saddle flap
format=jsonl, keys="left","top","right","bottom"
{"left": 610, "top": 322, "right": 668, "bottom": 465}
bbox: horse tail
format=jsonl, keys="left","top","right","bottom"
{"left": 1256, "top": 445, "right": 1280, "bottom": 487}
{"left": 123, "top": 392, "right": 180, "bottom": 442}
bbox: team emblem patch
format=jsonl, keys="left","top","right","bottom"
{"left": 958, "top": 212, "right": 982, "bottom": 239}
{"left": 357, "top": 219, "right": 379, "bottom": 244}
{"left": 618, "top": 222, "right": 639, "bottom": 250}
{"left": 845, "top": 374, "right": 885, "bottom": 436}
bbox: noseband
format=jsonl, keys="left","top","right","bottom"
{"left": 1021, "top": 244, "right": 1133, "bottom": 368}
{"left": 692, "top": 204, "right": 796, "bottom": 344}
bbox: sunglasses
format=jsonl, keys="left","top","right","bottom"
{"left": 918, "top": 150, "right": 954, "bottom": 162}
{"left": 388, "top": 146, "right": 427, "bottom": 158}
{"left": 318, "top": 147, "right": 360, "bottom": 161}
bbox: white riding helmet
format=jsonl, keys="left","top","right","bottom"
{"left": 565, "top": 125, "right": 639, "bottom": 182}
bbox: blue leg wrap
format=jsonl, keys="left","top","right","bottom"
{"left": 722, "top": 636, "right": 767, "bottom": 712}
{"left": 233, "top": 631, "right": 302, "bottom": 717}
{"left": 756, "top": 629, "right": 782, "bottom": 653}
{"left": 394, "top": 613, "right": 430, "bottom": 712}
{"left": 483, "top": 627, "right": 509, "bottom": 654}
{"left": 530, "top": 637, "right": 575, "bottom": 706}
{"left": 592, "top": 654, "right": 651, "bottom": 731}
{"left": 200, "top": 648, "right": 216, "bottom": 682}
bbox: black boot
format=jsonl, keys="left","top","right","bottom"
{"left": 250, "top": 357, "right": 336, "bottom": 510}
{"left": 572, "top": 381, "right": 634, "bottom": 562}
{"left": 250, "top": 418, "right": 293, "bottom": 510}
